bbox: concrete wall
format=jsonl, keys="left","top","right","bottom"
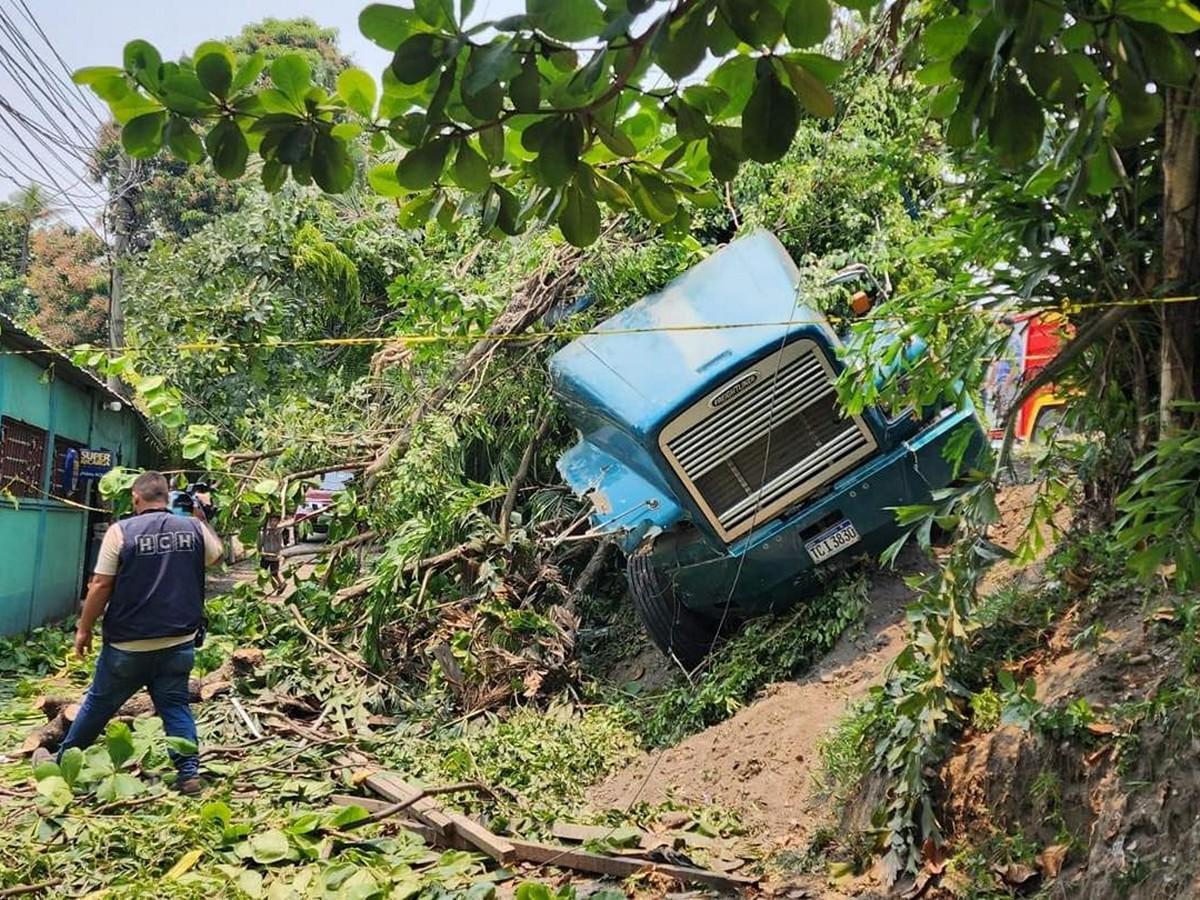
{"left": 0, "top": 351, "right": 147, "bottom": 636}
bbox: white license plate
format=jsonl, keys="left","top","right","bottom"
{"left": 805, "top": 520, "right": 861, "bottom": 563}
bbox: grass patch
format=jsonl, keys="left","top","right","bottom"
{"left": 631, "top": 572, "right": 870, "bottom": 748}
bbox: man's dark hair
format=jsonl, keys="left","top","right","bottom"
{"left": 131, "top": 471, "right": 170, "bottom": 504}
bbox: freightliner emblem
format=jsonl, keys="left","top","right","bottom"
{"left": 711, "top": 371, "right": 760, "bottom": 408}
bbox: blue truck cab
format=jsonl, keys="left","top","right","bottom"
{"left": 549, "top": 230, "right": 983, "bottom": 667}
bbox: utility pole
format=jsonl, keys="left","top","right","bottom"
{"left": 106, "top": 154, "right": 139, "bottom": 392}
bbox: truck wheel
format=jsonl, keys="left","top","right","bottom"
{"left": 628, "top": 549, "right": 724, "bottom": 670}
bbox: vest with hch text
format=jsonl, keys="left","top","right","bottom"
{"left": 103, "top": 510, "right": 205, "bottom": 644}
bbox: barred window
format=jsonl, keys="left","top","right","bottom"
{"left": 0, "top": 417, "right": 48, "bottom": 499}
{"left": 52, "top": 436, "right": 86, "bottom": 502}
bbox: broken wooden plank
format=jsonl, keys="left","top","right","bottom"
{"left": 551, "top": 821, "right": 721, "bottom": 851}
{"left": 362, "top": 773, "right": 453, "bottom": 836}
{"left": 506, "top": 838, "right": 757, "bottom": 892}
{"left": 447, "top": 812, "right": 517, "bottom": 865}
{"left": 331, "top": 793, "right": 754, "bottom": 891}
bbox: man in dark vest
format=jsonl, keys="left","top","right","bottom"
{"left": 52, "top": 471, "right": 223, "bottom": 794}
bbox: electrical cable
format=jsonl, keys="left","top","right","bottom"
{"left": 11, "top": 0, "right": 105, "bottom": 130}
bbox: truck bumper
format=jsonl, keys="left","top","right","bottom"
{"left": 655, "top": 409, "right": 985, "bottom": 618}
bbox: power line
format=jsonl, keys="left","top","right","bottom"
{"left": 0, "top": 18, "right": 99, "bottom": 157}
{"left": 11, "top": 0, "right": 105, "bottom": 130}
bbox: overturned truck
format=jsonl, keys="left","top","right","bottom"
{"left": 550, "top": 230, "right": 984, "bottom": 667}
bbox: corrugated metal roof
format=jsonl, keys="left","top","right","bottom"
{"left": 0, "top": 311, "right": 157, "bottom": 437}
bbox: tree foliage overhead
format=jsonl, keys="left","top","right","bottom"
{"left": 47, "top": 0, "right": 1200, "bottom": 889}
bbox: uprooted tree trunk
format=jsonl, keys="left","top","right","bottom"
{"left": 1159, "top": 69, "right": 1200, "bottom": 433}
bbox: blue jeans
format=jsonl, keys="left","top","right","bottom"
{"left": 59, "top": 642, "right": 199, "bottom": 779}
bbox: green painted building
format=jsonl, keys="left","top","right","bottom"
{"left": 0, "top": 314, "right": 158, "bottom": 637}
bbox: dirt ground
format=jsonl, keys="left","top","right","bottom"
{"left": 589, "top": 562, "right": 915, "bottom": 834}
{"left": 587, "top": 484, "right": 1049, "bottom": 896}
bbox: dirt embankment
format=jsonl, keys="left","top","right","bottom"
{"left": 589, "top": 564, "right": 914, "bottom": 834}
{"left": 588, "top": 484, "right": 1071, "bottom": 897}
{"left": 940, "top": 581, "right": 1200, "bottom": 898}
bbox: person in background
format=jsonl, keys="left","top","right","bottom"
{"left": 38, "top": 471, "right": 223, "bottom": 794}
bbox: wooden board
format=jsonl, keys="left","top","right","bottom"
{"left": 362, "top": 772, "right": 453, "bottom": 836}
{"left": 551, "top": 822, "right": 720, "bottom": 851}
{"left": 507, "top": 838, "right": 756, "bottom": 891}
{"left": 447, "top": 812, "right": 517, "bottom": 865}
{"left": 328, "top": 801, "right": 748, "bottom": 897}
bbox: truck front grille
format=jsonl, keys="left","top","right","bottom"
{"left": 659, "top": 339, "right": 878, "bottom": 541}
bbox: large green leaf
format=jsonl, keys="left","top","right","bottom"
{"left": 123, "top": 39, "right": 162, "bottom": 88}
{"left": 59, "top": 747, "right": 84, "bottom": 788}
{"left": 452, "top": 142, "right": 491, "bottom": 192}
{"left": 559, "top": 179, "right": 601, "bottom": 246}
{"left": 73, "top": 65, "right": 124, "bottom": 86}
{"left": 360, "top": 4, "right": 420, "bottom": 49}
{"left": 509, "top": 57, "right": 541, "bottom": 113}
{"left": 527, "top": 0, "right": 605, "bottom": 42}
{"left": 415, "top": 0, "right": 453, "bottom": 28}
{"left": 396, "top": 137, "right": 452, "bottom": 189}
{"left": 659, "top": 9, "right": 709, "bottom": 80}
{"left": 783, "top": 58, "right": 835, "bottom": 116}
{"left": 464, "top": 41, "right": 519, "bottom": 98}
{"left": 194, "top": 45, "right": 233, "bottom": 98}
{"left": 36, "top": 775, "right": 73, "bottom": 810}
{"left": 312, "top": 133, "right": 355, "bottom": 193}
{"left": 206, "top": 118, "right": 250, "bottom": 178}
{"left": 392, "top": 33, "right": 444, "bottom": 84}
{"left": 230, "top": 52, "right": 266, "bottom": 93}
{"left": 1118, "top": 0, "right": 1200, "bottom": 33}
{"left": 1133, "top": 26, "right": 1197, "bottom": 87}
{"left": 743, "top": 63, "right": 800, "bottom": 162}
{"left": 629, "top": 170, "right": 678, "bottom": 222}
{"left": 1024, "top": 52, "right": 1080, "bottom": 104}
{"left": 533, "top": 117, "right": 584, "bottom": 187}
{"left": 96, "top": 772, "right": 143, "bottom": 803}
{"left": 337, "top": 68, "right": 378, "bottom": 118}
{"left": 709, "top": 55, "right": 758, "bottom": 117}
{"left": 270, "top": 53, "right": 312, "bottom": 104}
{"left": 106, "top": 721, "right": 136, "bottom": 768}
{"left": 785, "top": 0, "right": 833, "bottom": 48}
{"left": 1112, "top": 78, "right": 1164, "bottom": 146}
{"left": 249, "top": 829, "right": 294, "bottom": 864}
{"left": 987, "top": 75, "right": 1044, "bottom": 167}
{"left": 1085, "top": 144, "right": 1120, "bottom": 195}
{"left": 122, "top": 111, "right": 165, "bottom": 158}
{"left": 922, "top": 16, "right": 973, "bottom": 59}
{"left": 165, "top": 117, "right": 205, "bottom": 163}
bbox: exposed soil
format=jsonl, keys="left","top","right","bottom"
{"left": 586, "top": 484, "right": 1056, "bottom": 897}
{"left": 589, "top": 561, "right": 917, "bottom": 834}
{"left": 937, "top": 573, "right": 1200, "bottom": 899}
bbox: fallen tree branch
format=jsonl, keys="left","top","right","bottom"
{"left": 278, "top": 531, "right": 378, "bottom": 560}
{"left": 500, "top": 410, "right": 553, "bottom": 539}
{"left": 0, "top": 881, "right": 59, "bottom": 898}
{"left": 344, "top": 781, "right": 493, "bottom": 829}
{"left": 330, "top": 539, "right": 486, "bottom": 603}
{"left": 225, "top": 448, "right": 285, "bottom": 465}
{"left": 364, "top": 247, "right": 583, "bottom": 487}
{"left": 286, "top": 603, "right": 403, "bottom": 692}
{"left": 565, "top": 538, "right": 615, "bottom": 615}
{"left": 21, "top": 656, "right": 255, "bottom": 754}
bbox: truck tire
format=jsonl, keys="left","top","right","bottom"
{"left": 628, "top": 549, "right": 724, "bottom": 670}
